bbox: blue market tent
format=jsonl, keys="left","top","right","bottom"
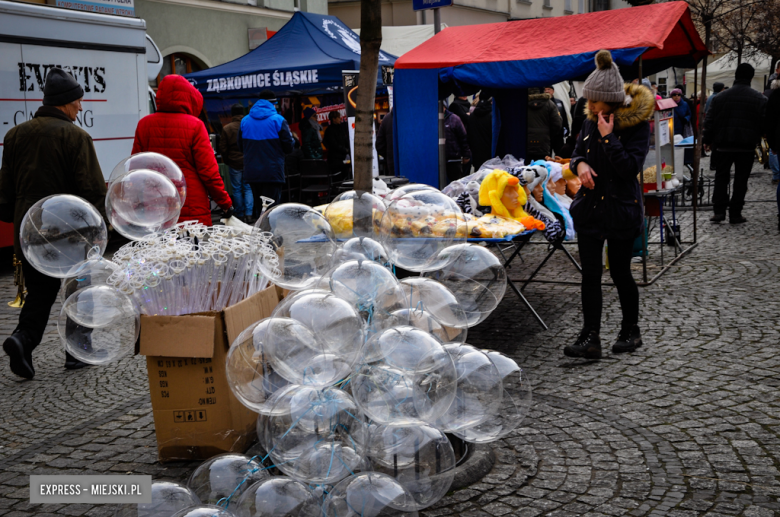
{"left": 185, "top": 12, "right": 396, "bottom": 99}
{"left": 392, "top": 1, "right": 707, "bottom": 187}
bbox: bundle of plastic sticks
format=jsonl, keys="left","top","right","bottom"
{"left": 107, "top": 222, "right": 279, "bottom": 316}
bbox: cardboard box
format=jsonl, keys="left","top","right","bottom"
{"left": 140, "top": 285, "right": 280, "bottom": 462}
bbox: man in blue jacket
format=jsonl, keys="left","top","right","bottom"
{"left": 238, "top": 89, "right": 294, "bottom": 211}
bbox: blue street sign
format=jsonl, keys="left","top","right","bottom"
{"left": 413, "top": 0, "right": 453, "bottom": 11}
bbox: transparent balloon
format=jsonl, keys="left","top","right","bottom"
{"left": 263, "top": 317, "right": 354, "bottom": 387}
{"left": 400, "top": 277, "right": 469, "bottom": 329}
{"left": 107, "top": 168, "right": 182, "bottom": 231}
{"left": 254, "top": 203, "right": 338, "bottom": 290}
{"left": 321, "top": 472, "right": 419, "bottom": 517}
{"left": 106, "top": 192, "right": 180, "bottom": 241}
{"left": 234, "top": 477, "right": 320, "bottom": 517}
{"left": 384, "top": 183, "right": 438, "bottom": 202}
{"left": 422, "top": 244, "right": 507, "bottom": 327}
{"left": 256, "top": 384, "right": 299, "bottom": 452}
{"left": 434, "top": 344, "right": 502, "bottom": 433}
{"left": 366, "top": 422, "right": 456, "bottom": 510}
{"left": 187, "top": 453, "right": 270, "bottom": 507}
{"left": 329, "top": 260, "right": 399, "bottom": 310}
{"left": 170, "top": 505, "right": 237, "bottom": 517}
{"left": 114, "top": 480, "right": 200, "bottom": 517}
{"left": 265, "top": 385, "right": 367, "bottom": 485}
{"left": 20, "top": 194, "right": 108, "bottom": 278}
{"left": 388, "top": 307, "right": 466, "bottom": 344}
{"left": 331, "top": 237, "right": 389, "bottom": 266}
{"left": 379, "top": 190, "right": 466, "bottom": 272}
{"left": 270, "top": 289, "right": 365, "bottom": 361}
{"left": 453, "top": 351, "right": 533, "bottom": 443}
{"left": 57, "top": 286, "right": 139, "bottom": 365}
{"left": 353, "top": 327, "right": 457, "bottom": 425}
{"left": 61, "top": 256, "right": 118, "bottom": 303}
{"left": 226, "top": 319, "right": 290, "bottom": 413}
{"left": 324, "top": 190, "right": 387, "bottom": 239}
{"left": 110, "top": 152, "right": 187, "bottom": 204}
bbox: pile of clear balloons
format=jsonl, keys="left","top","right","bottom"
{"left": 107, "top": 222, "right": 278, "bottom": 316}
{"left": 113, "top": 189, "right": 532, "bottom": 517}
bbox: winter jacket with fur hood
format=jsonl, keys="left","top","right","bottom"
{"left": 569, "top": 83, "right": 653, "bottom": 240}
{"left": 133, "top": 75, "right": 232, "bottom": 226}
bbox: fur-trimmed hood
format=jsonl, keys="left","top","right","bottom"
{"left": 584, "top": 83, "right": 655, "bottom": 130}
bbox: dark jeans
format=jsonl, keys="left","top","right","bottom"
{"left": 250, "top": 182, "right": 284, "bottom": 218}
{"left": 17, "top": 258, "right": 62, "bottom": 349}
{"left": 578, "top": 234, "right": 639, "bottom": 333}
{"left": 713, "top": 150, "right": 754, "bottom": 217}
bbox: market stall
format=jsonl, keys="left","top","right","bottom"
{"left": 184, "top": 12, "right": 396, "bottom": 135}
{"left": 392, "top": 1, "right": 708, "bottom": 186}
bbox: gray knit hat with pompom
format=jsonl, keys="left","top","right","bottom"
{"left": 582, "top": 50, "right": 626, "bottom": 103}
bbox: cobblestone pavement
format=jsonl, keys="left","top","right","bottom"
{"left": 1, "top": 159, "right": 779, "bottom": 516}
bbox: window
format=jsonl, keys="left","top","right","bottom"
{"left": 154, "top": 53, "right": 205, "bottom": 87}
{"left": 565, "top": 0, "right": 572, "bottom": 11}
{"left": 543, "top": 0, "right": 552, "bottom": 8}
{"left": 593, "top": 0, "right": 609, "bottom": 10}
{"left": 658, "top": 77, "right": 667, "bottom": 97}
{"left": 579, "top": 0, "right": 584, "bottom": 12}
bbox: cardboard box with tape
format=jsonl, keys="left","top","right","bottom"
{"left": 139, "top": 285, "right": 279, "bottom": 462}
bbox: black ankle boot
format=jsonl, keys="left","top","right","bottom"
{"left": 564, "top": 329, "right": 602, "bottom": 359}
{"left": 612, "top": 324, "right": 643, "bottom": 354}
{"left": 64, "top": 351, "right": 90, "bottom": 370}
{"left": 3, "top": 330, "right": 35, "bottom": 379}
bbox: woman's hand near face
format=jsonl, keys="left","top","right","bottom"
{"left": 597, "top": 111, "right": 614, "bottom": 137}
{"left": 577, "top": 161, "right": 598, "bottom": 189}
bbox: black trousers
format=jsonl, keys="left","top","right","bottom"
{"left": 578, "top": 234, "right": 639, "bottom": 333}
{"left": 17, "top": 258, "right": 61, "bottom": 349}
{"left": 250, "top": 182, "right": 284, "bottom": 218}
{"left": 713, "top": 150, "right": 754, "bottom": 217}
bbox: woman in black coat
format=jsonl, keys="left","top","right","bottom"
{"left": 565, "top": 50, "right": 653, "bottom": 360}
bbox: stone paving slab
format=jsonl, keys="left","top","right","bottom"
{"left": 0, "top": 158, "right": 778, "bottom": 516}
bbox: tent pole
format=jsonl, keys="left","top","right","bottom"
{"left": 434, "top": 8, "right": 443, "bottom": 188}
{"left": 434, "top": 8, "right": 441, "bottom": 33}
{"left": 692, "top": 62, "right": 699, "bottom": 244}
{"left": 638, "top": 56, "right": 643, "bottom": 81}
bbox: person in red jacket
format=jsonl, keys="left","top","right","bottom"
{"left": 132, "top": 75, "right": 232, "bottom": 225}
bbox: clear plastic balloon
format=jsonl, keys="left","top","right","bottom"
{"left": 61, "top": 256, "right": 118, "bottom": 303}
{"left": 331, "top": 237, "right": 389, "bottom": 266}
{"left": 384, "top": 183, "right": 438, "bottom": 202}
{"left": 187, "top": 453, "right": 270, "bottom": 507}
{"left": 270, "top": 289, "right": 365, "bottom": 360}
{"left": 366, "top": 423, "right": 456, "bottom": 510}
{"left": 388, "top": 308, "right": 466, "bottom": 344}
{"left": 226, "top": 319, "right": 289, "bottom": 413}
{"left": 324, "top": 190, "right": 387, "bottom": 239}
{"left": 234, "top": 477, "right": 320, "bottom": 517}
{"left": 423, "top": 244, "right": 507, "bottom": 327}
{"left": 400, "top": 277, "right": 468, "bottom": 329}
{"left": 107, "top": 168, "right": 182, "bottom": 231}
{"left": 322, "top": 472, "right": 419, "bottom": 517}
{"left": 57, "top": 285, "right": 139, "bottom": 365}
{"left": 435, "top": 344, "right": 502, "bottom": 433}
{"left": 254, "top": 203, "right": 338, "bottom": 290}
{"left": 170, "top": 506, "right": 237, "bottom": 517}
{"left": 20, "top": 194, "right": 108, "bottom": 278}
{"left": 329, "top": 260, "right": 399, "bottom": 310}
{"left": 353, "top": 327, "right": 457, "bottom": 425}
{"left": 379, "top": 190, "right": 466, "bottom": 272}
{"left": 110, "top": 152, "right": 187, "bottom": 204}
{"left": 106, "top": 193, "right": 179, "bottom": 241}
{"left": 263, "top": 317, "right": 354, "bottom": 387}
{"left": 453, "top": 351, "right": 533, "bottom": 444}
{"left": 114, "top": 480, "right": 200, "bottom": 517}
{"left": 265, "top": 385, "right": 367, "bottom": 485}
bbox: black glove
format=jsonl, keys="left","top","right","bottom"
{"left": 223, "top": 206, "right": 235, "bottom": 219}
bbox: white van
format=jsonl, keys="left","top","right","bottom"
{"left": 0, "top": 0, "right": 160, "bottom": 182}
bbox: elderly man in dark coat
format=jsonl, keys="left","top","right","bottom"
{"left": 0, "top": 68, "right": 107, "bottom": 379}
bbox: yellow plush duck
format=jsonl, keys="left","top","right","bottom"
{"left": 478, "top": 170, "right": 546, "bottom": 231}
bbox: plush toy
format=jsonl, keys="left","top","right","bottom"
{"left": 478, "top": 170, "right": 545, "bottom": 231}
{"left": 506, "top": 164, "right": 565, "bottom": 242}
{"left": 546, "top": 161, "right": 573, "bottom": 209}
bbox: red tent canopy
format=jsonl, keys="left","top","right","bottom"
{"left": 396, "top": 1, "right": 707, "bottom": 71}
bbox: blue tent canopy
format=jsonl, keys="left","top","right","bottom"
{"left": 185, "top": 12, "right": 396, "bottom": 99}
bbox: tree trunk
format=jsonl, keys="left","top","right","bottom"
{"left": 353, "top": 0, "right": 382, "bottom": 193}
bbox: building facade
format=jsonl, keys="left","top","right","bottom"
{"left": 328, "top": 0, "right": 632, "bottom": 29}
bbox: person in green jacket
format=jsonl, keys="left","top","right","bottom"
{"left": 0, "top": 68, "right": 107, "bottom": 379}
{"left": 300, "top": 107, "right": 324, "bottom": 160}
